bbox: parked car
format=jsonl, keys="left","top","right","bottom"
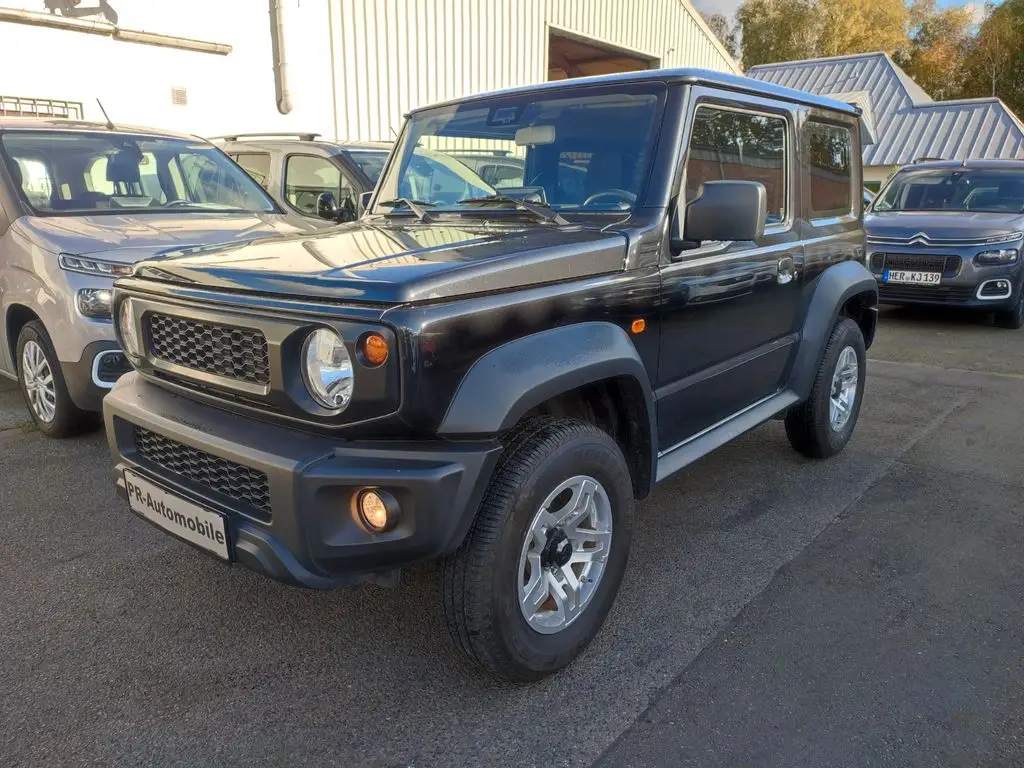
{"left": 104, "top": 69, "right": 877, "bottom": 681}
{"left": 0, "top": 118, "right": 313, "bottom": 437}
{"left": 214, "top": 133, "right": 391, "bottom": 225}
{"left": 866, "top": 159, "right": 1024, "bottom": 328}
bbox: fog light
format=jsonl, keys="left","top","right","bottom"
{"left": 357, "top": 489, "right": 399, "bottom": 533}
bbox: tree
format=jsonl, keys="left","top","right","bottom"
{"left": 816, "top": 0, "right": 908, "bottom": 59}
{"left": 736, "top": 0, "right": 821, "bottom": 68}
{"left": 700, "top": 12, "right": 739, "bottom": 59}
{"left": 964, "top": 1, "right": 1023, "bottom": 100}
{"left": 898, "top": 3, "right": 973, "bottom": 99}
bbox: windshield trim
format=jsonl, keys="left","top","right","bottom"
{"left": 370, "top": 81, "right": 668, "bottom": 220}
{"left": 0, "top": 130, "right": 283, "bottom": 218}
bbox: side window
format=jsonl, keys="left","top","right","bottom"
{"left": 13, "top": 157, "right": 54, "bottom": 207}
{"left": 807, "top": 121, "right": 853, "bottom": 219}
{"left": 178, "top": 153, "right": 247, "bottom": 207}
{"left": 285, "top": 155, "right": 353, "bottom": 215}
{"left": 685, "top": 105, "right": 787, "bottom": 224}
{"left": 233, "top": 153, "right": 271, "bottom": 189}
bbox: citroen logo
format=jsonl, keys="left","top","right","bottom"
{"left": 909, "top": 232, "right": 930, "bottom": 245}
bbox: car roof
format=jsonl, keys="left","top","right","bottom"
{"left": 902, "top": 159, "right": 1024, "bottom": 171}
{"left": 214, "top": 136, "right": 391, "bottom": 155}
{"left": 0, "top": 116, "right": 201, "bottom": 141}
{"left": 408, "top": 67, "right": 861, "bottom": 117}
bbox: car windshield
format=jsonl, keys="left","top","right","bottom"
{"left": 343, "top": 149, "right": 390, "bottom": 184}
{"left": 373, "top": 83, "right": 666, "bottom": 214}
{"left": 874, "top": 168, "right": 1024, "bottom": 214}
{"left": 0, "top": 130, "right": 278, "bottom": 216}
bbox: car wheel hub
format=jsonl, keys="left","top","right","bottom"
{"left": 21, "top": 340, "right": 56, "bottom": 423}
{"left": 829, "top": 345, "right": 858, "bottom": 431}
{"left": 517, "top": 474, "right": 613, "bottom": 634}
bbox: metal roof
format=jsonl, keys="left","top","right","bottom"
{"left": 408, "top": 67, "right": 860, "bottom": 118}
{"left": 747, "top": 52, "right": 1024, "bottom": 167}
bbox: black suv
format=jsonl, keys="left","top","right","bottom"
{"left": 104, "top": 70, "right": 877, "bottom": 682}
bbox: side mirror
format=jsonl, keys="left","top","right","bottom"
{"left": 673, "top": 180, "right": 767, "bottom": 254}
{"left": 316, "top": 192, "right": 339, "bottom": 221}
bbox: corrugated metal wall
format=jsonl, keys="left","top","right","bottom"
{"left": 329, "top": 0, "right": 738, "bottom": 141}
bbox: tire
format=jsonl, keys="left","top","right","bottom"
{"left": 16, "top": 321, "right": 97, "bottom": 438}
{"left": 993, "top": 289, "right": 1024, "bottom": 330}
{"left": 785, "top": 317, "right": 866, "bottom": 459}
{"left": 441, "top": 417, "right": 633, "bottom": 682}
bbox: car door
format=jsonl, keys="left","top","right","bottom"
{"left": 656, "top": 90, "right": 805, "bottom": 450}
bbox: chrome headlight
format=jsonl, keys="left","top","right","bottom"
{"left": 302, "top": 328, "right": 353, "bottom": 410}
{"left": 118, "top": 298, "right": 142, "bottom": 358}
{"left": 59, "top": 253, "right": 134, "bottom": 277}
{"left": 77, "top": 288, "right": 113, "bottom": 319}
{"left": 975, "top": 248, "right": 1019, "bottom": 265}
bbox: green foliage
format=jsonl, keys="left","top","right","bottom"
{"left": 701, "top": 12, "right": 739, "bottom": 59}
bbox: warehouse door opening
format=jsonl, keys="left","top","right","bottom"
{"left": 547, "top": 32, "right": 656, "bottom": 81}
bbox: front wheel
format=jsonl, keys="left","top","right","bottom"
{"left": 16, "top": 321, "right": 96, "bottom": 438}
{"left": 785, "top": 318, "right": 866, "bottom": 459}
{"left": 441, "top": 418, "right": 633, "bottom": 682}
{"left": 993, "top": 289, "right": 1024, "bottom": 330}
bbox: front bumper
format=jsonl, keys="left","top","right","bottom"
{"left": 104, "top": 373, "right": 501, "bottom": 589}
{"left": 62, "top": 340, "right": 132, "bottom": 411}
{"left": 869, "top": 252, "right": 1023, "bottom": 310}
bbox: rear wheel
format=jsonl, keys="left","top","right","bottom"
{"left": 16, "top": 321, "right": 96, "bottom": 438}
{"left": 441, "top": 417, "right": 633, "bottom": 682}
{"left": 993, "top": 289, "right": 1024, "bottom": 330}
{"left": 785, "top": 318, "right": 866, "bottom": 459}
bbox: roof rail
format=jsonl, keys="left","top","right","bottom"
{"left": 209, "top": 131, "right": 321, "bottom": 142}
{"left": 912, "top": 156, "right": 945, "bottom": 163}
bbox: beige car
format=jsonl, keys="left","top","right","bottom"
{"left": 0, "top": 118, "right": 312, "bottom": 437}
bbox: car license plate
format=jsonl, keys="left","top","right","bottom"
{"left": 883, "top": 269, "right": 941, "bottom": 286}
{"left": 124, "top": 469, "right": 230, "bottom": 560}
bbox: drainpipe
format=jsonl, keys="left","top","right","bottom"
{"left": 269, "top": 0, "right": 292, "bottom": 114}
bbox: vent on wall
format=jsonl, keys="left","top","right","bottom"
{"left": 171, "top": 87, "right": 188, "bottom": 106}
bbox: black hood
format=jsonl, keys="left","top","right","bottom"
{"left": 131, "top": 218, "right": 628, "bottom": 304}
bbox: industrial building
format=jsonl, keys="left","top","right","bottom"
{"left": 0, "top": 0, "right": 738, "bottom": 141}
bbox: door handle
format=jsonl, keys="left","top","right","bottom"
{"left": 777, "top": 256, "right": 796, "bottom": 285}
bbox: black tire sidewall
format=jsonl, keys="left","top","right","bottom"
{"left": 812, "top": 319, "right": 867, "bottom": 454}
{"left": 16, "top": 322, "right": 79, "bottom": 437}
{"left": 490, "top": 427, "right": 633, "bottom": 676}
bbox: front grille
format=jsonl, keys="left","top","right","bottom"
{"left": 879, "top": 284, "right": 976, "bottom": 304}
{"left": 145, "top": 313, "right": 270, "bottom": 386}
{"left": 873, "top": 252, "right": 961, "bottom": 276}
{"left": 133, "top": 426, "right": 271, "bottom": 519}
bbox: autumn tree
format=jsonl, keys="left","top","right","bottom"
{"left": 816, "top": 0, "right": 908, "bottom": 59}
{"left": 736, "top": 0, "right": 820, "bottom": 68}
{"left": 700, "top": 12, "right": 739, "bottom": 59}
{"left": 897, "top": 0, "right": 973, "bottom": 99}
{"left": 962, "top": 0, "right": 1024, "bottom": 107}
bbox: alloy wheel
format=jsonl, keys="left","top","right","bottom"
{"left": 829, "top": 345, "right": 858, "bottom": 431}
{"left": 21, "top": 340, "right": 57, "bottom": 423}
{"left": 517, "top": 474, "right": 613, "bottom": 634}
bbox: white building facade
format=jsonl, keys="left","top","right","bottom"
{"left": 0, "top": 0, "right": 738, "bottom": 141}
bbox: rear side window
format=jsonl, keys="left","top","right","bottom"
{"left": 232, "top": 153, "right": 271, "bottom": 188}
{"left": 685, "top": 105, "right": 787, "bottom": 224}
{"left": 807, "top": 121, "right": 853, "bottom": 219}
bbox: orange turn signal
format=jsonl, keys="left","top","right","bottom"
{"left": 631, "top": 318, "right": 646, "bottom": 334}
{"left": 360, "top": 332, "right": 390, "bottom": 366}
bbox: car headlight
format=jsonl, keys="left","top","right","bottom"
{"left": 303, "top": 328, "right": 353, "bottom": 410}
{"left": 59, "top": 253, "right": 134, "bottom": 277}
{"left": 118, "top": 298, "right": 142, "bottom": 358}
{"left": 975, "top": 249, "right": 1019, "bottom": 265}
{"left": 77, "top": 288, "right": 113, "bottom": 319}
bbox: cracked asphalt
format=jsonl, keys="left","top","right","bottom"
{"left": 1, "top": 306, "right": 1022, "bottom": 767}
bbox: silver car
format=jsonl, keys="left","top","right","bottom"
{"left": 0, "top": 118, "right": 312, "bottom": 437}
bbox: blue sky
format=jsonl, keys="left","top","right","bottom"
{"left": 693, "top": 0, "right": 987, "bottom": 27}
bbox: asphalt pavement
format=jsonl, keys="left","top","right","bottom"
{"left": 0, "top": 309, "right": 1022, "bottom": 767}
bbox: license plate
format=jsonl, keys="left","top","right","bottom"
{"left": 124, "top": 470, "right": 230, "bottom": 560}
{"left": 883, "top": 269, "right": 941, "bottom": 285}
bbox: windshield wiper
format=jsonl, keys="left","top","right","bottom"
{"left": 376, "top": 198, "right": 434, "bottom": 222}
{"left": 455, "top": 194, "right": 570, "bottom": 225}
